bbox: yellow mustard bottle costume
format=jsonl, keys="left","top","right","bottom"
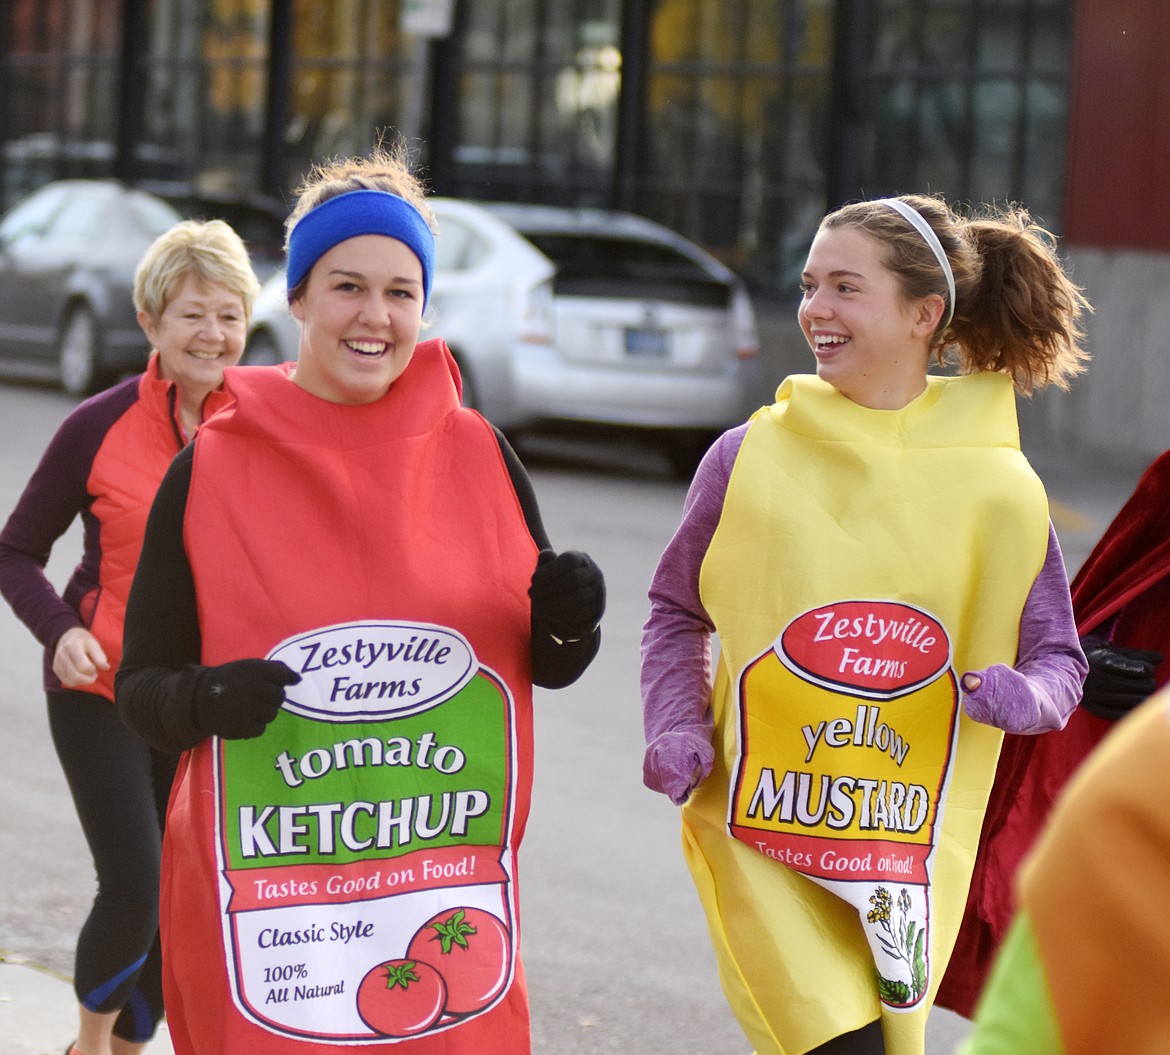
{"left": 685, "top": 373, "right": 1048, "bottom": 1055}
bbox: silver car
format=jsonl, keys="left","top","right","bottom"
{"left": 246, "top": 198, "right": 764, "bottom": 475}
{"left": 0, "top": 180, "right": 183, "bottom": 394}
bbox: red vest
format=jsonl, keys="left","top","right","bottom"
{"left": 85, "top": 354, "right": 226, "bottom": 700}
{"left": 161, "top": 341, "right": 538, "bottom": 1053}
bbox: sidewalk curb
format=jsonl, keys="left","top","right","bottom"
{"left": 0, "top": 956, "right": 174, "bottom": 1055}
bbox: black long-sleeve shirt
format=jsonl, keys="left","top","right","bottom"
{"left": 116, "top": 429, "right": 599, "bottom": 753}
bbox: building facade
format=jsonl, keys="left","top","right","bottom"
{"left": 2, "top": 0, "right": 1075, "bottom": 297}
{"left": 2, "top": 0, "right": 1168, "bottom": 459}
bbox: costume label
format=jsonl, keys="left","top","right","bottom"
{"left": 729, "top": 600, "right": 959, "bottom": 1009}
{"left": 214, "top": 621, "right": 518, "bottom": 1043}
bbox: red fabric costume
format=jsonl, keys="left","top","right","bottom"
{"left": 159, "top": 341, "right": 540, "bottom": 1053}
{"left": 84, "top": 357, "right": 230, "bottom": 701}
{"left": 937, "top": 450, "right": 1170, "bottom": 1016}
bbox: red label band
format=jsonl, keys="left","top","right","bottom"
{"left": 729, "top": 826, "right": 932, "bottom": 884}
{"left": 225, "top": 844, "right": 508, "bottom": 912}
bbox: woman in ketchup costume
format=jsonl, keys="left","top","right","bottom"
{"left": 116, "top": 142, "right": 604, "bottom": 1055}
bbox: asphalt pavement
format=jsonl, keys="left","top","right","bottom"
{"left": 0, "top": 430, "right": 1150, "bottom": 1055}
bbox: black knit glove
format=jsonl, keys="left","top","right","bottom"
{"left": 194, "top": 659, "right": 302, "bottom": 740}
{"left": 1080, "top": 643, "right": 1162, "bottom": 721}
{"left": 529, "top": 549, "right": 605, "bottom": 642}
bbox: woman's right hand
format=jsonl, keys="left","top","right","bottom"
{"left": 644, "top": 727, "right": 715, "bottom": 805}
{"left": 52, "top": 627, "right": 110, "bottom": 687}
{"left": 1080, "top": 643, "right": 1162, "bottom": 720}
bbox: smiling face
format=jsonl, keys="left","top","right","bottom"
{"left": 798, "top": 225, "right": 942, "bottom": 410}
{"left": 289, "top": 233, "right": 425, "bottom": 405}
{"left": 139, "top": 273, "right": 248, "bottom": 397}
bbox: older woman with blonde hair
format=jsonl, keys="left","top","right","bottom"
{"left": 0, "top": 217, "right": 259, "bottom": 1055}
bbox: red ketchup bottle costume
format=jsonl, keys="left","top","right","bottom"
{"left": 161, "top": 342, "right": 539, "bottom": 1053}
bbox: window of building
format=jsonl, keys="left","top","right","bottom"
{"left": 859, "top": 0, "right": 1072, "bottom": 233}
{"left": 456, "top": 0, "right": 624, "bottom": 201}
{"left": 639, "top": 0, "right": 834, "bottom": 294}
{"left": 282, "top": 0, "right": 416, "bottom": 185}
{"left": 637, "top": 0, "right": 1070, "bottom": 302}
{"left": 2, "top": 0, "right": 121, "bottom": 204}
{"left": 137, "top": 1, "right": 269, "bottom": 191}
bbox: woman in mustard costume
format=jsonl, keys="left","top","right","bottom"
{"left": 116, "top": 143, "right": 604, "bottom": 1054}
{"left": 640, "top": 194, "right": 1091, "bottom": 1055}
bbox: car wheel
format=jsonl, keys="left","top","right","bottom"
{"left": 665, "top": 429, "right": 718, "bottom": 480}
{"left": 58, "top": 305, "right": 103, "bottom": 396}
{"left": 244, "top": 329, "right": 284, "bottom": 366}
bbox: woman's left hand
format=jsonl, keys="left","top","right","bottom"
{"left": 961, "top": 664, "right": 1064, "bottom": 734}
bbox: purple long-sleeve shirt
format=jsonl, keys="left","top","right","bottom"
{"left": 641, "top": 423, "right": 1089, "bottom": 804}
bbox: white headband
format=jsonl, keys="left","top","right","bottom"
{"left": 877, "top": 198, "right": 955, "bottom": 330}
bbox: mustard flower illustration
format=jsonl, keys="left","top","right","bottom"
{"left": 867, "top": 885, "right": 927, "bottom": 1005}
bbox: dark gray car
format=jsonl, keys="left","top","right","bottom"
{"left": 0, "top": 179, "right": 182, "bottom": 395}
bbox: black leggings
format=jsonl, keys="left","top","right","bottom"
{"left": 48, "top": 690, "right": 178, "bottom": 1043}
{"left": 807, "top": 1020, "right": 886, "bottom": 1055}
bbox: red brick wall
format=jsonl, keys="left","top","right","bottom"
{"left": 1064, "top": 0, "right": 1170, "bottom": 249}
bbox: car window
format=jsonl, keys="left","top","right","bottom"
{"left": 434, "top": 216, "right": 488, "bottom": 272}
{"left": 129, "top": 195, "right": 185, "bottom": 237}
{"left": 519, "top": 232, "right": 731, "bottom": 306}
{"left": 0, "top": 184, "right": 70, "bottom": 245}
{"left": 224, "top": 209, "right": 283, "bottom": 247}
{"left": 43, "top": 192, "right": 109, "bottom": 241}
{"left": 177, "top": 200, "right": 283, "bottom": 247}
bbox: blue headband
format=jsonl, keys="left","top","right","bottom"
{"left": 286, "top": 189, "right": 435, "bottom": 308}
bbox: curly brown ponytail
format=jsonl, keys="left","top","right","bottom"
{"left": 950, "top": 207, "right": 1091, "bottom": 393}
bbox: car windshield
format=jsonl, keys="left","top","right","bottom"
{"left": 0, "top": 185, "right": 69, "bottom": 243}
{"left": 44, "top": 193, "right": 108, "bottom": 240}
{"left": 131, "top": 194, "right": 185, "bottom": 237}
{"left": 518, "top": 232, "right": 731, "bottom": 306}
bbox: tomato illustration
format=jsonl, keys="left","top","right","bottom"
{"left": 356, "top": 959, "right": 447, "bottom": 1037}
{"left": 406, "top": 907, "right": 512, "bottom": 1016}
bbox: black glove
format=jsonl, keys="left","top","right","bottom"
{"left": 529, "top": 549, "right": 605, "bottom": 642}
{"left": 1080, "top": 643, "right": 1162, "bottom": 721}
{"left": 194, "top": 659, "right": 302, "bottom": 740}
